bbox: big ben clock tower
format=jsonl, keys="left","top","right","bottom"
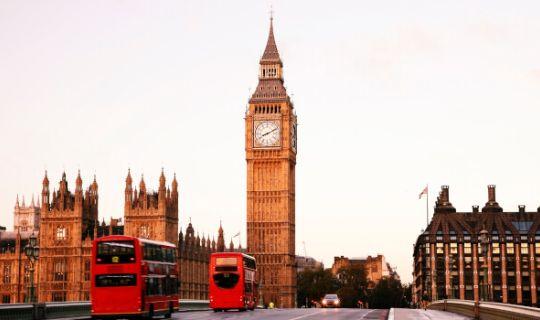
{"left": 245, "top": 17, "right": 297, "bottom": 308}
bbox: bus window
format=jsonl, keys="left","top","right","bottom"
{"left": 95, "top": 274, "right": 136, "bottom": 287}
{"left": 243, "top": 257, "right": 256, "bottom": 270}
{"left": 213, "top": 273, "right": 239, "bottom": 289}
{"left": 96, "top": 241, "right": 135, "bottom": 264}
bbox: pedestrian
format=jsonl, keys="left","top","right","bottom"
{"left": 421, "top": 291, "right": 429, "bottom": 310}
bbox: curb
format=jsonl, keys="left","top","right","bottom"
{"left": 178, "top": 308, "right": 211, "bottom": 312}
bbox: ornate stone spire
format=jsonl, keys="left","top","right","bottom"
{"left": 217, "top": 222, "right": 225, "bottom": 252}
{"left": 91, "top": 175, "right": 98, "bottom": 192}
{"left": 250, "top": 15, "right": 288, "bottom": 103}
{"left": 42, "top": 170, "right": 49, "bottom": 187}
{"left": 260, "top": 16, "right": 281, "bottom": 64}
{"left": 75, "top": 170, "right": 83, "bottom": 193}
{"left": 139, "top": 174, "right": 146, "bottom": 193}
{"left": 42, "top": 170, "right": 50, "bottom": 209}
{"left": 15, "top": 194, "right": 19, "bottom": 208}
{"left": 126, "top": 169, "right": 132, "bottom": 188}
{"left": 172, "top": 173, "right": 178, "bottom": 193}
{"left": 159, "top": 168, "right": 166, "bottom": 190}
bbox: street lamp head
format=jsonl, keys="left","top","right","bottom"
{"left": 33, "top": 247, "right": 39, "bottom": 259}
{"left": 24, "top": 245, "right": 32, "bottom": 258}
{"left": 29, "top": 233, "right": 37, "bottom": 247}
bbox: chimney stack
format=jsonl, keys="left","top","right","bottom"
{"left": 482, "top": 185, "right": 502, "bottom": 212}
{"left": 488, "top": 185, "right": 496, "bottom": 202}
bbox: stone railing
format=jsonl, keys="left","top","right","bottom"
{"left": 0, "top": 300, "right": 209, "bottom": 320}
{"left": 429, "top": 299, "right": 540, "bottom": 320}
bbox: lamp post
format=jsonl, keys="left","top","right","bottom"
{"left": 479, "top": 229, "right": 489, "bottom": 302}
{"left": 24, "top": 233, "right": 39, "bottom": 303}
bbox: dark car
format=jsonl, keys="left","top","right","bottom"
{"left": 321, "top": 294, "right": 340, "bottom": 308}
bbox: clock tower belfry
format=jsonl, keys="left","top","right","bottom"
{"left": 245, "top": 17, "right": 297, "bottom": 308}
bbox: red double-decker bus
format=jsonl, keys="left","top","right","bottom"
{"left": 209, "top": 252, "right": 257, "bottom": 312}
{"left": 91, "top": 235, "right": 179, "bottom": 319}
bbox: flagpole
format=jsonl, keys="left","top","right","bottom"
{"left": 426, "top": 185, "right": 429, "bottom": 227}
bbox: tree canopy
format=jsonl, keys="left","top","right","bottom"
{"left": 297, "top": 265, "right": 412, "bottom": 308}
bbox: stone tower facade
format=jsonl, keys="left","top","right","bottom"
{"left": 38, "top": 171, "right": 98, "bottom": 302}
{"left": 245, "top": 17, "right": 297, "bottom": 308}
{"left": 14, "top": 194, "right": 40, "bottom": 233}
{"left": 123, "top": 169, "right": 179, "bottom": 244}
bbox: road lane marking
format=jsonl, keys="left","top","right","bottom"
{"left": 287, "top": 310, "right": 325, "bottom": 320}
{"left": 387, "top": 308, "right": 395, "bottom": 320}
{"left": 359, "top": 309, "right": 376, "bottom": 319}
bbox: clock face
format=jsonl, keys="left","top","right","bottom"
{"left": 291, "top": 122, "right": 297, "bottom": 152}
{"left": 255, "top": 121, "right": 280, "bottom": 147}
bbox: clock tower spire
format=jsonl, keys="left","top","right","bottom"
{"left": 245, "top": 16, "right": 297, "bottom": 308}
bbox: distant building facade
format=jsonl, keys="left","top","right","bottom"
{"left": 0, "top": 171, "right": 237, "bottom": 303}
{"left": 14, "top": 195, "right": 40, "bottom": 233}
{"left": 332, "top": 254, "right": 396, "bottom": 286}
{"left": 412, "top": 185, "right": 540, "bottom": 307}
{"left": 296, "top": 256, "right": 324, "bottom": 273}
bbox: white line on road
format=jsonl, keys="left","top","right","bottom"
{"left": 388, "top": 308, "right": 395, "bottom": 320}
{"left": 359, "top": 309, "right": 376, "bottom": 319}
{"left": 287, "top": 310, "right": 324, "bottom": 320}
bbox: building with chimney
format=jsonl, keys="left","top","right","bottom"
{"left": 413, "top": 185, "right": 540, "bottom": 307}
{"left": 245, "top": 16, "right": 298, "bottom": 308}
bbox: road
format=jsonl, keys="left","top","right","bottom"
{"left": 176, "top": 309, "right": 387, "bottom": 320}
{"left": 175, "top": 308, "right": 472, "bottom": 320}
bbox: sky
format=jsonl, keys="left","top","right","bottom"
{"left": 1, "top": 0, "right": 540, "bottom": 283}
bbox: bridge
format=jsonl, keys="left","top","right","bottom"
{"left": 2, "top": 299, "right": 540, "bottom": 320}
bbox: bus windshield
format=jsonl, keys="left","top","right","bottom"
{"left": 213, "top": 273, "right": 239, "bottom": 289}
{"left": 96, "top": 241, "right": 135, "bottom": 264}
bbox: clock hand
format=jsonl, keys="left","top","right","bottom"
{"left": 262, "top": 128, "right": 277, "bottom": 137}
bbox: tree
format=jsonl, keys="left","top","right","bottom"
{"left": 336, "top": 264, "right": 368, "bottom": 308}
{"left": 368, "top": 277, "right": 408, "bottom": 308}
{"left": 297, "top": 268, "right": 340, "bottom": 307}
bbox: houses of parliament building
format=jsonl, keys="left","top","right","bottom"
{"left": 0, "top": 170, "right": 238, "bottom": 303}
{"left": 0, "top": 17, "right": 297, "bottom": 306}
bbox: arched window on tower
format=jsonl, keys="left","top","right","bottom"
{"left": 140, "top": 225, "right": 150, "bottom": 238}
{"left": 56, "top": 226, "right": 66, "bottom": 241}
{"left": 54, "top": 260, "right": 66, "bottom": 281}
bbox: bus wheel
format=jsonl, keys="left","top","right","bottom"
{"left": 213, "top": 309, "right": 220, "bottom": 312}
